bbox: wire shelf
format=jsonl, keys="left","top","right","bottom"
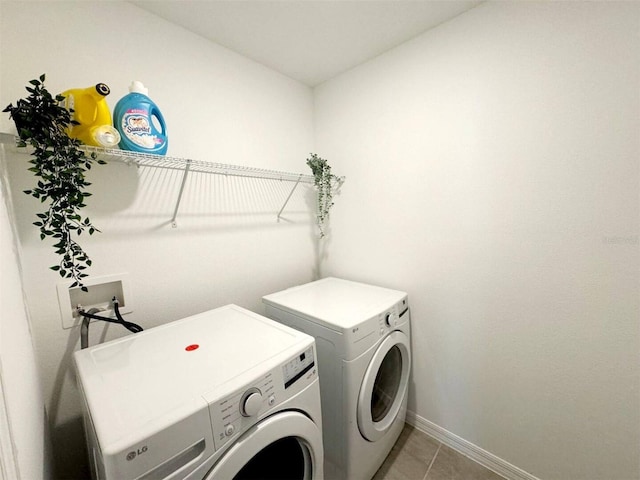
{"left": 81, "top": 145, "right": 317, "bottom": 184}
{"left": 1, "top": 133, "right": 344, "bottom": 227}
{"left": 1, "top": 133, "right": 315, "bottom": 183}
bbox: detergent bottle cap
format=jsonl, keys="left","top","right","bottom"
{"left": 129, "top": 81, "right": 148, "bottom": 96}
{"left": 95, "top": 83, "right": 110, "bottom": 96}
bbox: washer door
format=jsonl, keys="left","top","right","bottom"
{"left": 357, "top": 330, "right": 411, "bottom": 442}
{"left": 203, "top": 411, "right": 323, "bottom": 480}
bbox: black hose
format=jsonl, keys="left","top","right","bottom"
{"left": 78, "top": 299, "right": 144, "bottom": 349}
{"left": 113, "top": 299, "right": 143, "bottom": 333}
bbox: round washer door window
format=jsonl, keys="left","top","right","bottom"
{"left": 203, "top": 411, "right": 323, "bottom": 480}
{"left": 357, "top": 330, "right": 411, "bottom": 442}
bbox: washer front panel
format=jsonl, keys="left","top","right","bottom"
{"left": 203, "top": 411, "right": 323, "bottom": 480}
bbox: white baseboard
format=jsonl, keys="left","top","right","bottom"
{"left": 405, "top": 410, "right": 540, "bottom": 480}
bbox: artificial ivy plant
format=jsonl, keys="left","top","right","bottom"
{"left": 306, "top": 153, "right": 340, "bottom": 238}
{"left": 3, "top": 74, "right": 104, "bottom": 290}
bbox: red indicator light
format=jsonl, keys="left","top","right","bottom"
{"left": 185, "top": 344, "right": 199, "bottom": 351}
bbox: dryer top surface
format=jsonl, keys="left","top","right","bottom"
{"left": 262, "top": 277, "right": 407, "bottom": 330}
{"left": 73, "top": 304, "right": 313, "bottom": 448}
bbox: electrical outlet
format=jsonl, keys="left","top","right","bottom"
{"left": 57, "top": 273, "right": 133, "bottom": 329}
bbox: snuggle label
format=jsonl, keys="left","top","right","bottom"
{"left": 122, "top": 109, "right": 162, "bottom": 149}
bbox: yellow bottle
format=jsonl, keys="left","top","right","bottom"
{"left": 60, "top": 83, "right": 120, "bottom": 148}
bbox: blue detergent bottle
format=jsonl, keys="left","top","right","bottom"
{"left": 113, "top": 81, "right": 168, "bottom": 155}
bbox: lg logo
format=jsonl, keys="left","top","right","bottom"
{"left": 126, "top": 446, "right": 148, "bottom": 461}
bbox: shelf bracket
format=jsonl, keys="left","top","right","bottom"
{"left": 171, "top": 160, "right": 192, "bottom": 228}
{"left": 277, "top": 174, "right": 303, "bottom": 222}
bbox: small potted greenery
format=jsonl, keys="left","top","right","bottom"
{"left": 307, "top": 153, "right": 340, "bottom": 238}
{"left": 3, "top": 74, "right": 104, "bottom": 290}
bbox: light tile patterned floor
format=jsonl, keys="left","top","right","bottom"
{"left": 373, "top": 425, "right": 506, "bottom": 480}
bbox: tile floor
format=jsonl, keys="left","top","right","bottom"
{"left": 373, "top": 425, "right": 506, "bottom": 480}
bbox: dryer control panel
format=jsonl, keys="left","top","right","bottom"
{"left": 378, "top": 298, "right": 410, "bottom": 334}
{"left": 342, "top": 296, "right": 410, "bottom": 359}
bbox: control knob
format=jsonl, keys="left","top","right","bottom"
{"left": 240, "top": 388, "right": 263, "bottom": 417}
{"left": 385, "top": 313, "right": 396, "bottom": 327}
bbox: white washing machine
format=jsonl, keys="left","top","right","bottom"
{"left": 262, "top": 277, "right": 411, "bottom": 480}
{"left": 74, "top": 304, "right": 324, "bottom": 480}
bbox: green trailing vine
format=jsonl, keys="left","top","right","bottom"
{"left": 307, "top": 153, "right": 339, "bottom": 238}
{"left": 3, "top": 74, "right": 105, "bottom": 290}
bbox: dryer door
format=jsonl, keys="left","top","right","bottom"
{"left": 357, "top": 330, "right": 411, "bottom": 442}
{"left": 202, "top": 411, "right": 323, "bottom": 480}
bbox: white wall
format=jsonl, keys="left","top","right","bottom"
{"left": 0, "top": 146, "right": 53, "bottom": 479}
{"left": 315, "top": 2, "right": 639, "bottom": 479}
{"left": 3, "top": 1, "right": 639, "bottom": 479}
{"left": 1, "top": 2, "right": 316, "bottom": 477}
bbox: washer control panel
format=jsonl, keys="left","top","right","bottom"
{"left": 283, "top": 346, "right": 315, "bottom": 389}
{"left": 212, "top": 372, "right": 275, "bottom": 447}
{"left": 207, "top": 345, "right": 317, "bottom": 451}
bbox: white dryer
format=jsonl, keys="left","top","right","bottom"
{"left": 262, "top": 277, "right": 411, "bottom": 480}
{"left": 74, "top": 304, "right": 323, "bottom": 480}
